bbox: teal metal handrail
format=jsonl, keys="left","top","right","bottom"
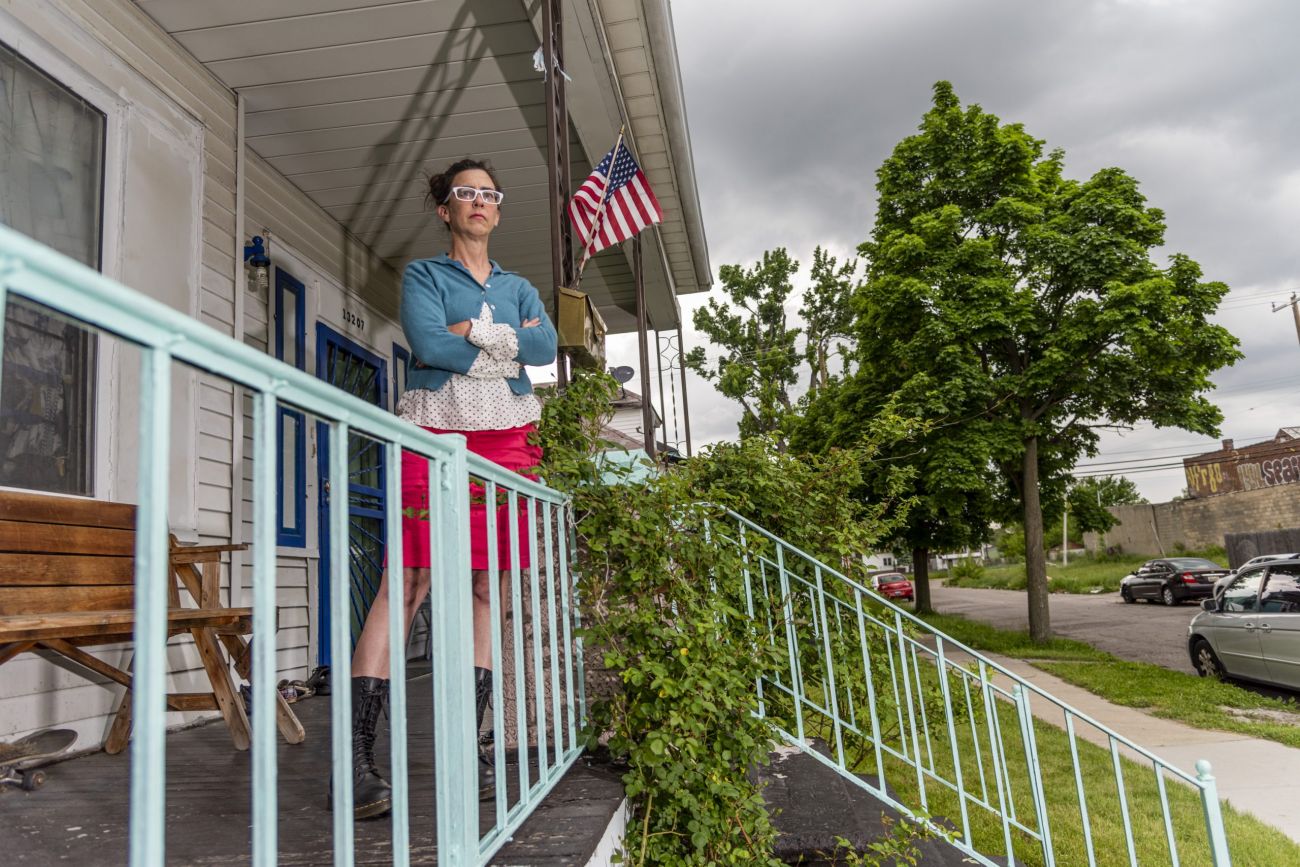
{"left": 716, "top": 510, "right": 1232, "bottom": 867}
{"left": 0, "top": 225, "right": 585, "bottom": 866}
{"left": 1, "top": 221, "right": 1237, "bottom": 865}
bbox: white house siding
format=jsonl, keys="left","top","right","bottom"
{"left": 607, "top": 406, "right": 652, "bottom": 441}
{"left": 236, "top": 235, "right": 407, "bottom": 671}
{"left": 0, "top": 0, "right": 403, "bottom": 742}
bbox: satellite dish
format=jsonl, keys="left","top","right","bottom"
{"left": 610, "top": 366, "right": 635, "bottom": 384}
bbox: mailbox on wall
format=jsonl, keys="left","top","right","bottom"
{"left": 556, "top": 285, "right": 607, "bottom": 370}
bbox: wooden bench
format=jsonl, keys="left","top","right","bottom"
{"left": 0, "top": 490, "right": 304, "bottom": 753}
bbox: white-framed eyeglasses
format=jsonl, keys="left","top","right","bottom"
{"left": 445, "top": 185, "right": 504, "bottom": 205}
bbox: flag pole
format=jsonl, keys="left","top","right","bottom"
{"left": 572, "top": 124, "right": 625, "bottom": 291}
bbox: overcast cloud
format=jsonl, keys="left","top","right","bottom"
{"left": 606, "top": 0, "right": 1300, "bottom": 502}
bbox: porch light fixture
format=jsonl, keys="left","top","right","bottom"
{"left": 243, "top": 229, "right": 272, "bottom": 297}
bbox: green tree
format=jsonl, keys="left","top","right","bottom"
{"left": 855, "top": 82, "right": 1240, "bottom": 641}
{"left": 800, "top": 246, "right": 858, "bottom": 391}
{"left": 1005, "top": 475, "right": 1144, "bottom": 554}
{"left": 1068, "top": 475, "right": 1145, "bottom": 537}
{"left": 686, "top": 249, "right": 801, "bottom": 441}
{"left": 792, "top": 377, "right": 997, "bottom": 615}
{"left": 995, "top": 524, "right": 1026, "bottom": 562}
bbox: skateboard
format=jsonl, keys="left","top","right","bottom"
{"left": 0, "top": 729, "right": 76, "bottom": 792}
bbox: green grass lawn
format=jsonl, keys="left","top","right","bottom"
{"left": 783, "top": 619, "right": 1300, "bottom": 866}
{"left": 788, "top": 643, "right": 1300, "bottom": 867}
{"left": 917, "top": 612, "right": 1111, "bottom": 661}
{"left": 918, "top": 611, "right": 1300, "bottom": 750}
{"left": 869, "top": 705, "right": 1299, "bottom": 866}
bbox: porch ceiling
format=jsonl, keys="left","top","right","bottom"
{"left": 134, "top": 0, "right": 710, "bottom": 333}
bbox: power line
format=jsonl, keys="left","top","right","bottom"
{"left": 1075, "top": 430, "right": 1283, "bottom": 458}
{"left": 1075, "top": 451, "right": 1208, "bottom": 469}
{"left": 1072, "top": 463, "right": 1189, "bottom": 478}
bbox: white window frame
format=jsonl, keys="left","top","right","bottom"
{"left": 0, "top": 13, "right": 127, "bottom": 503}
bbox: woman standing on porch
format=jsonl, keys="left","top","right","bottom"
{"left": 336, "top": 158, "right": 556, "bottom": 820}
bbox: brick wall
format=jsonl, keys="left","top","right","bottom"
{"left": 1084, "top": 482, "right": 1300, "bottom": 556}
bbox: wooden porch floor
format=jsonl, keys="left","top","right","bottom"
{"left": 7, "top": 664, "right": 623, "bottom": 865}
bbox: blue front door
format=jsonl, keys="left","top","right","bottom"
{"left": 316, "top": 323, "right": 388, "bottom": 668}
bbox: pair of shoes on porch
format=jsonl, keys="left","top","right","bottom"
{"left": 278, "top": 679, "right": 314, "bottom": 703}
{"left": 327, "top": 676, "right": 392, "bottom": 820}
{"left": 304, "top": 665, "right": 331, "bottom": 697}
{"left": 238, "top": 680, "right": 314, "bottom": 717}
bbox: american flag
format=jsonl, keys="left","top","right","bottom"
{"left": 568, "top": 139, "right": 662, "bottom": 258}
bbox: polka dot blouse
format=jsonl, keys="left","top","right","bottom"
{"left": 396, "top": 302, "right": 540, "bottom": 431}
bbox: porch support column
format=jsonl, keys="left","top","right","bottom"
{"left": 656, "top": 329, "right": 668, "bottom": 448}
{"left": 634, "top": 237, "right": 655, "bottom": 457}
{"left": 677, "top": 322, "right": 693, "bottom": 457}
{"left": 543, "top": 0, "right": 573, "bottom": 387}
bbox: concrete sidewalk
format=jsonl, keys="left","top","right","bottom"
{"left": 982, "top": 652, "right": 1300, "bottom": 844}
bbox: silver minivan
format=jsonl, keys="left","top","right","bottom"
{"left": 1188, "top": 559, "right": 1300, "bottom": 690}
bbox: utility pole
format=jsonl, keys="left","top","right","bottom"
{"left": 1271, "top": 292, "right": 1300, "bottom": 346}
{"left": 1062, "top": 487, "right": 1069, "bottom": 567}
{"left": 1096, "top": 482, "right": 1105, "bottom": 553}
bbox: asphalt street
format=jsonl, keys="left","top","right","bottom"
{"left": 929, "top": 581, "right": 1201, "bottom": 674}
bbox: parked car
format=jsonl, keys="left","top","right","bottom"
{"left": 1188, "top": 559, "right": 1300, "bottom": 689}
{"left": 1119, "top": 557, "right": 1230, "bottom": 606}
{"left": 870, "top": 571, "right": 914, "bottom": 603}
{"left": 1215, "top": 553, "right": 1300, "bottom": 597}
{"left": 1227, "top": 552, "right": 1300, "bottom": 576}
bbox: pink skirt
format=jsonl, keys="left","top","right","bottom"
{"left": 400, "top": 424, "right": 542, "bottom": 571}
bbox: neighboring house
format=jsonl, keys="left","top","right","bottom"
{"left": 863, "top": 551, "right": 905, "bottom": 573}
{"left": 930, "top": 545, "right": 997, "bottom": 571}
{"left": 0, "top": 0, "right": 709, "bottom": 744}
{"left": 607, "top": 387, "right": 663, "bottom": 445}
{"left": 1047, "top": 541, "right": 1087, "bottom": 562}
{"left": 534, "top": 383, "right": 658, "bottom": 484}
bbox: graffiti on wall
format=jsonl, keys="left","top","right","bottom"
{"left": 1188, "top": 455, "right": 1300, "bottom": 496}
{"left": 1261, "top": 455, "right": 1300, "bottom": 486}
{"left": 1185, "top": 461, "right": 1226, "bottom": 495}
{"left": 1184, "top": 433, "right": 1300, "bottom": 498}
{"left": 1234, "top": 457, "right": 1300, "bottom": 491}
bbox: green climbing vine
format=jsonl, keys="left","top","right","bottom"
{"left": 534, "top": 370, "right": 926, "bottom": 865}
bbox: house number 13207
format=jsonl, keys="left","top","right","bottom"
{"left": 343, "top": 309, "right": 365, "bottom": 330}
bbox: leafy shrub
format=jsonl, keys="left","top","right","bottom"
{"left": 535, "top": 371, "right": 918, "bottom": 865}
{"left": 949, "top": 558, "right": 984, "bottom": 583}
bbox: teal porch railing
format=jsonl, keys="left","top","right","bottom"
{"left": 2, "top": 220, "right": 1237, "bottom": 866}
{"left": 716, "top": 509, "right": 1232, "bottom": 866}
{"left": 0, "top": 224, "right": 585, "bottom": 867}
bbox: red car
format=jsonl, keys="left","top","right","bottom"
{"left": 870, "top": 571, "right": 914, "bottom": 602}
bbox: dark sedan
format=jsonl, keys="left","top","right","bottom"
{"left": 1120, "top": 557, "right": 1230, "bottom": 606}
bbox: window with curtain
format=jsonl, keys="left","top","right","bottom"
{"left": 0, "top": 41, "right": 105, "bottom": 495}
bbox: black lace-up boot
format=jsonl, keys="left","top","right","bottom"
{"left": 475, "top": 667, "right": 495, "bottom": 801}
{"left": 328, "top": 676, "right": 392, "bottom": 819}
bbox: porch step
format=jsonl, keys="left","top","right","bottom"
{"left": 491, "top": 757, "right": 626, "bottom": 866}
{"left": 758, "top": 741, "right": 1005, "bottom": 865}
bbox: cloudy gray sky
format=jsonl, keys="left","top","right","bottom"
{"left": 607, "top": 0, "right": 1300, "bottom": 503}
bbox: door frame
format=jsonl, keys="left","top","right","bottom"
{"left": 315, "top": 322, "right": 388, "bottom": 668}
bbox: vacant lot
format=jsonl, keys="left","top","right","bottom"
{"left": 943, "top": 554, "right": 1167, "bottom": 594}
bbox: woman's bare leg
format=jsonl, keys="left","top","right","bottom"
{"left": 472, "top": 569, "right": 510, "bottom": 669}
{"left": 351, "top": 567, "right": 432, "bottom": 679}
